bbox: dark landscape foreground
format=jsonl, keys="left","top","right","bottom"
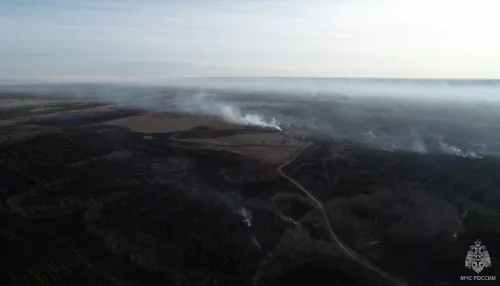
{"left": 1, "top": 90, "right": 500, "bottom": 286}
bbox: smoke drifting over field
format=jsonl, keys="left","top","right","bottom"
{"left": 3, "top": 78, "right": 500, "bottom": 157}
{"left": 173, "top": 91, "right": 282, "bottom": 130}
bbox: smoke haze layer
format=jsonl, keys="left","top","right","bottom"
{"left": 168, "top": 78, "right": 500, "bottom": 103}
{"left": 3, "top": 78, "right": 500, "bottom": 157}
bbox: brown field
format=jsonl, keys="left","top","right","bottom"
{"left": 105, "top": 114, "right": 242, "bottom": 133}
{"left": 0, "top": 99, "right": 69, "bottom": 107}
{"left": 105, "top": 114, "right": 307, "bottom": 165}
{"left": 174, "top": 133, "right": 305, "bottom": 165}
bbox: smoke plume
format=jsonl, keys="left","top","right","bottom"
{"left": 173, "top": 91, "right": 282, "bottom": 130}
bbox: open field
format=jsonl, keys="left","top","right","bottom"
{"left": 105, "top": 114, "right": 306, "bottom": 165}
{"left": 105, "top": 114, "right": 243, "bottom": 133}
{"left": 174, "top": 133, "right": 305, "bottom": 165}
{"left": 0, "top": 99, "right": 71, "bottom": 108}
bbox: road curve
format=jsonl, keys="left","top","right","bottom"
{"left": 277, "top": 143, "right": 408, "bottom": 286}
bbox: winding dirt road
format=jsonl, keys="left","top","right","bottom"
{"left": 278, "top": 143, "right": 407, "bottom": 286}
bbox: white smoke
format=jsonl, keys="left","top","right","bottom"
{"left": 439, "top": 142, "right": 482, "bottom": 159}
{"left": 173, "top": 91, "right": 281, "bottom": 130}
{"left": 213, "top": 191, "right": 255, "bottom": 227}
{"left": 410, "top": 129, "right": 428, "bottom": 153}
{"left": 250, "top": 235, "right": 263, "bottom": 251}
{"left": 239, "top": 207, "right": 253, "bottom": 227}
{"left": 279, "top": 212, "right": 297, "bottom": 225}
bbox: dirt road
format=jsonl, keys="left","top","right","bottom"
{"left": 277, "top": 143, "right": 407, "bottom": 286}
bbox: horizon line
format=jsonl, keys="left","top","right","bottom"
{"left": 1, "top": 76, "right": 500, "bottom": 85}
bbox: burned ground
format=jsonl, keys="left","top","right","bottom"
{"left": 284, "top": 141, "right": 500, "bottom": 284}
{"left": 3, "top": 91, "right": 499, "bottom": 286}
{"left": 0, "top": 98, "right": 363, "bottom": 286}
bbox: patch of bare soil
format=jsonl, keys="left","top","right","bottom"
{"left": 175, "top": 133, "right": 306, "bottom": 165}
{"left": 0, "top": 99, "right": 69, "bottom": 108}
{"left": 104, "top": 114, "right": 242, "bottom": 133}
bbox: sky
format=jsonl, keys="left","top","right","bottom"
{"left": 1, "top": 0, "right": 500, "bottom": 81}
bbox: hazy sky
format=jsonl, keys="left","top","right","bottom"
{"left": 2, "top": 0, "right": 500, "bottom": 80}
